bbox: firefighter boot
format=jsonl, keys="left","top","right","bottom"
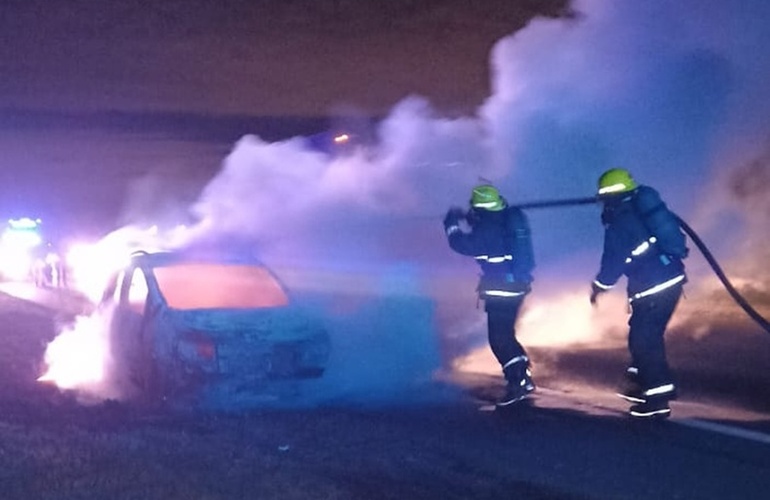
{"left": 497, "top": 357, "right": 535, "bottom": 407}
{"left": 618, "top": 369, "right": 678, "bottom": 406}
{"left": 629, "top": 396, "right": 672, "bottom": 419}
{"left": 616, "top": 366, "right": 646, "bottom": 403}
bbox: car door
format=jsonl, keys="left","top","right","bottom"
{"left": 113, "top": 266, "right": 151, "bottom": 387}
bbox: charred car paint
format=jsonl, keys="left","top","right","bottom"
{"left": 102, "top": 250, "right": 331, "bottom": 409}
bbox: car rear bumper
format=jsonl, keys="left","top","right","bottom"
{"left": 166, "top": 335, "right": 330, "bottom": 408}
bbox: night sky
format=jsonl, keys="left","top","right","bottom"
{"left": 0, "top": 0, "right": 569, "bottom": 237}
{"left": 1, "top": 0, "right": 569, "bottom": 115}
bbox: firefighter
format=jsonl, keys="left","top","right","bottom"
{"left": 443, "top": 184, "right": 536, "bottom": 406}
{"left": 590, "top": 168, "right": 688, "bottom": 418}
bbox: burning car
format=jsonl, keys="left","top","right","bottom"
{"left": 100, "top": 249, "right": 331, "bottom": 409}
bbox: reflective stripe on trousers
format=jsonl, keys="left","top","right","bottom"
{"left": 630, "top": 274, "right": 685, "bottom": 302}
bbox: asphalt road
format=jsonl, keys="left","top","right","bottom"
{"left": 2, "top": 285, "right": 770, "bottom": 499}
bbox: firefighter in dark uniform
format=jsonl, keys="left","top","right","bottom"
{"left": 444, "top": 184, "right": 536, "bottom": 406}
{"left": 590, "top": 168, "right": 687, "bottom": 418}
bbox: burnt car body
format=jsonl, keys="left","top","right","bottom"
{"left": 101, "top": 250, "right": 330, "bottom": 409}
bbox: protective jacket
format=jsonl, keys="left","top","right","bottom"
{"left": 594, "top": 186, "right": 686, "bottom": 301}
{"left": 446, "top": 206, "right": 535, "bottom": 298}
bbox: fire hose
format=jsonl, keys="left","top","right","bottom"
{"left": 506, "top": 196, "right": 770, "bottom": 334}
{"left": 511, "top": 196, "right": 599, "bottom": 210}
{"left": 675, "top": 216, "right": 770, "bottom": 334}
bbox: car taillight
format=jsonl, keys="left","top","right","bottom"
{"left": 180, "top": 331, "right": 217, "bottom": 361}
{"left": 194, "top": 340, "right": 216, "bottom": 360}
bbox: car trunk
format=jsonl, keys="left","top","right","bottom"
{"left": 167, "top": 307, "right": 330, "bottom": 381}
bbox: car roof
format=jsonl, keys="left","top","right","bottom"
{"left": 129, "top": 249, "right": 268, "bottom": 268}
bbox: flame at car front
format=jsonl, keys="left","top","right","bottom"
{"left": 36, "top": 224, "right": 189, "bottom": 400}
{"left": 37, "top": 308, "right": 119, "bottom": 399}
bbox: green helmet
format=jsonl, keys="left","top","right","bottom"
{"left": 471, "top": 184, "right": 505, "bottom": 211}
{"left": 597, "top": 168, "right": 638, "bottom": 196}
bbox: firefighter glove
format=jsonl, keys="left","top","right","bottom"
{"left": 590, "top": 282, "right": 607, "bottom": 306}
{"left": 443, "top": 207, "right": 466, "bottom": 231}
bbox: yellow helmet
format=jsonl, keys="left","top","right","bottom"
{"left": 471, "top": 184, "right": 505, "bottom": 211}
{"left": 597, "top": 168, "right": 638, "bottom": 196}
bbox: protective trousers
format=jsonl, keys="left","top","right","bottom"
{"left": 628, "top": 283, "right": 682, "bottom": 392}
{"left": 484, "top": 295, "right": 527, "bottom": 371}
